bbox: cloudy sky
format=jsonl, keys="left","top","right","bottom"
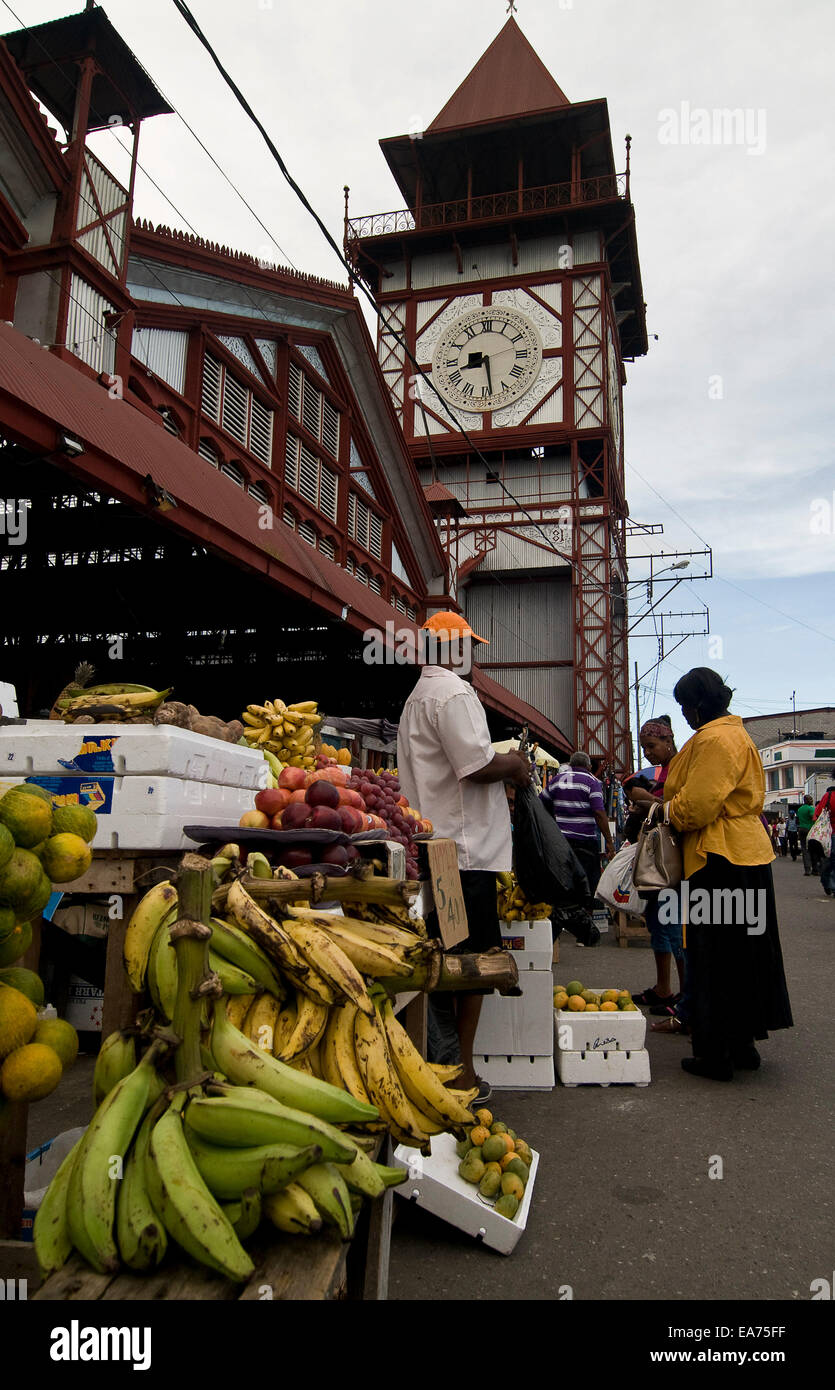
{"left": 7, "top": 0, "right": 835, "bottom": 748}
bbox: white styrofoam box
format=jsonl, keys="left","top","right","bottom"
{"left": 393, "top": 1131, "right": 539, "bottom": 1255}
{"left": 8, "top": 775, "right": 253, "bottom": 850}
{"left": 64, "top": 976, "right": 104, "bottom": 1031}
{"left": 0, "top": 723, "right": 267, "bottom": 788}
{"left": 499, "top": 918, "right": 552, "bottom": 971}
{"left": 554, "top": 994, "right": 647, "bottom": 1052}
{"left": 556, "top": 1047, "right": 651, "bottom": 1087}
{"left": 474, "top": 969, "right": 554, "bottom": 1057}
{"left": 472, "top": 1053, "right": 554, "bottom": 1090}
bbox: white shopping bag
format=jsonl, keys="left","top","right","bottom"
{"left": 596, "top": 842, "right": 647, "bottom": 916}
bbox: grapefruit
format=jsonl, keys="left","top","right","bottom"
{"left": 0, "top": 983, "right": 38, "bottom": 1060}
{"left": 1, "top": 1042, "right": 62, "bottom": 1102}
{"left": 50, "top": 804, "right": 99, "bottom": 845}
{"left": 0, "top": 790, "right": 53, "bottom": 848}
{"left": 39, "top": 834, "right": 92, "bottom": 885}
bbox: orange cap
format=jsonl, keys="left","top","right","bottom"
{"left": 421, "top": 611, "right": 488, "bottom": 643}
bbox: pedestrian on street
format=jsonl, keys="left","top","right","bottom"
{"left": 663, "top": 667, "right": 793, "bottom": 1081}
{"left": 397, "top": 611, "right": 532, "bottom": 1102}
{"left": 622, "top": 717, "right": 686, "bottom": 1013}
{"left": 786, "top": 808, "right": 800, "bottom": 861}
{"left": 777, "top": 816, "right": 788, "bottom": 856}
{"left": 540, "top": 751, "right": 616, "bottom": 917}
{"left": 797, "top": 795, "right": 816, "bottom": 875}
{"left": 814, "top": 778, "right": 835, "bottom": 896}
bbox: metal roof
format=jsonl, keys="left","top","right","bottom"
{"left": 427, "top": 17, "right": 570, "bottom": 133}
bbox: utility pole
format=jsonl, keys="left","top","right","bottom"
{"left": 634, "top": 661, "right": 641, "bottom": 771}
{"left": 792, "top": 691, "right": 797, "bottom": 738}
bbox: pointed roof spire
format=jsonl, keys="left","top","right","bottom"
{"left": 427, "top": 17, "right": 570, "bottom": 133}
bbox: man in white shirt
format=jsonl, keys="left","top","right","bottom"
{"left": 397, "top": 612, "right": 531, "bottom": 1098}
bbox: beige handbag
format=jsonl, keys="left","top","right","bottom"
{"left": 632, "top": 800, "right": 683, "bottom": 891}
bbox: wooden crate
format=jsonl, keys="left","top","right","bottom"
{"left": 614, "top": 910, "right": 651, "bottom": 948}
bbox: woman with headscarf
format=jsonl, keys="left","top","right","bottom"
{"left": 663, "top": 668, "right": 793, "bottom": 1080}
{"left": 622, "top": 716, "right": 686, "bottom": 1012}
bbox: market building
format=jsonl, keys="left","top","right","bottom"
{"left": 0, "top": 7, "right": 570, "bottom": 755}
{"left": 346, "top": 17, "right": 648, "bottom": 771}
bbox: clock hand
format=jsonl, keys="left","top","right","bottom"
{"left": 483, "top": 353, "right": 493, "bottom": 395}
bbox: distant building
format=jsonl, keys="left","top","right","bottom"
{"left": 760, "top": 738, "right": 835, "bottom": 809}
{"left": 743, "top": 708, "right": 835, "bottom": 751}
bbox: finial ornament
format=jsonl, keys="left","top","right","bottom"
{"left": 507, "top": 1, "right": 518, "bottom": 14}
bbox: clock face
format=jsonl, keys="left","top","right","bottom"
{"left": 431, "top": 305, "right": 543, "bottom": 413}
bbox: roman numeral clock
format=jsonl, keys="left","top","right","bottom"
{"left": 430, "top": 303, "right": 543, "bottom": 415}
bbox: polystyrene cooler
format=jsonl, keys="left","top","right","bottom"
{"left": 0, "top": 724, "right": 267, "bottom": 788}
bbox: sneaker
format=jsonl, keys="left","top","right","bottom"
{"left": 473, "top": 1079, "right": 493, "bottom": 1104}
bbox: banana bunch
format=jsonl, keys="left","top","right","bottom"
{"left": 341, "top": 898, "right": 428, "bottom": 939}
{"left": 58, "top": 687, "right": 171, "bottom": 722}
{"left": 241, "top": 699, "right": 322, "bottom": 768}
{"left": 496, "top": 872, "right": 551, "bottom": 922}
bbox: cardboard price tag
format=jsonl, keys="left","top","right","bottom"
{"left": 425, "top": 839, "right": 468, "bottom": 949}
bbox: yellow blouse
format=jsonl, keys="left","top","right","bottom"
{"left": 662, "top": 715, "right": 775, "bottom": 878}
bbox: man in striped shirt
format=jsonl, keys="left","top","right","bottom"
{"left": 540, "top": 752, "right": 615, "bottom": 904}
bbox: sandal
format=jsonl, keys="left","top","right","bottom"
{"left": 650, "top": 994, "right": 682, "bottom": 1016}
{"left": 650, "top": 1015, "right": 689, "bottom": 1034}
{"left": 632, "top": 987, "right": 670, "bottom": 1007}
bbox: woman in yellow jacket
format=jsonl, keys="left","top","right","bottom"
{"left": 663, "top": 668, "right": 793, "bottom": 1081}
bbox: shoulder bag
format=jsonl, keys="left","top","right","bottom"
{"left": 632, "top": 800, "right": 683, "bottom": 891}
{"left": 807, "top": 791, "right": 833, "bottom": 856}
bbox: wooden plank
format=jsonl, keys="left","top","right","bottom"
{"left": 239, "top": 1232, "right": 348, "bottom": 1301}
{"left": 100, "top": 896, "right": 138, "bottom": 1038}
{"left": 33, "top": 1252, "right": 117, "bottom": 1300}
{"left": 362, "top": 1136, "right": 393, "bottom": 1301}
{"left": 101, "top": 1262, "right": 241, "bottom": 1301}
{"left": 400, "top": 992, "right": 427, "bottom": 1055}
{"left": 0, "top": 1238, "right": 39, "bottom": 1288}
{"left": 67, "top": 860, "right": 137, "bottom": 896}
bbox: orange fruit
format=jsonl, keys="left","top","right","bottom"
{"left": 600, "top": 1001, "right": 617, "bottom": 1011}
{"left": 567, "top": 995, "right": 586, "bottom": 1011}
{"left": 470, "top": 1125, "right": 490, "bottom": 1147}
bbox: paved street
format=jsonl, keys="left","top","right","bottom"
{"left": 388, "top": 856, "right": 834, "bottom": 1301}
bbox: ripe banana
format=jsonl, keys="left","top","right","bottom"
{"left": 246, "top": 851, "right": 273, "bottom": 880}
{"left": 306, "top": 918, "right": 416, "bottom": 980}
{"left": 67, "top": 1044, "right": 163, "bottom": 1273}
{"left": 210, "top": 1003, "right": 378, "bottom": 1125}
{"left": 210, "top": 918, "right": 286, "bottom": 998}
{"left": 337, "top": 1145, "right": 385, "bottom": 1199}
{"left": 282, "top": 917, "right": 375, "bottom": 1015}
{"left": 271, "top": 999, "right": 298, "bottom": 1057}
{"left": 226, "top": 993, "right": 256, "bottom": 1030}
{"left": 209, "top": 951, "right": 258, "bottom": 996}
{"left": 380, "top": 998, "right": 476, "bottom": 1128}
{"left": 147, "top": 919, "right": 178, "bottom": 1022}
{"left": 246, "top": 995, "right": 279, "bottom": 1054}
{"left": 123, "top": 881, "right": 178, "bottom": 992}
{"left": 353, "top": 1006, "right": 432, "bottom": 1150}
{"left": 263, "top": 1183, "right": 322, "bottom": 1235}
{"left": 116, "top": 1103, "right": 168, "bottom": 1271}
{"left": 295, "top": 1163, "right": 353, "bottom": 1241}
{"left": 184, "top": 1125, "right": 323, "bottom": 1200}
{"left": 146, "top": 1093, "right": 254, "bottom": 1282}
{"left": 184, "top": 1087, "right": 357, "bottom": 1164}
{"left": 277, "top": 992, "right": 329, "bottom": 1063}
{"left": 226, "top": 880, "right": 334, "bottom": 1006}
{"left": 93, "top": 1030, "right": 136, "bottom": 1109}
{"left": 319, "top": 1000, "right": 380, "bottom": 1119}
{"left": 64, "top": 687, "right": 170, "bottom": 712}
{"left": 428, "top": 1062, "right": 464, "bottom": 1083}
{"left": 33, "top": 1133, "right": 85, "bottom": 1278}
{"left": 222, "top": 1188, "right": 261, "bottom": 1240}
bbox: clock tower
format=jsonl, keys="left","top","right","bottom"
{"left": 347, "top": 17, "right": 647, "bottom": 770}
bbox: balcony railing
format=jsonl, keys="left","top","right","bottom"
{"left": 347, "top": 173, "right": 627, "bottom": 242}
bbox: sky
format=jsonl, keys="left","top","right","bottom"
{"left": 5, "top": 0, "right": 835, "bottom": 753}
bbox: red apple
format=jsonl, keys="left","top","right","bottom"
{"left": 286, "top": 789, "right": 307, "bottom": 803}
{"left": 320, "top": 844, "right": 349, "bottom": 867}
{"left": 278, "top": 766, "right": 306, "bottom": 790}
{"left": 239, "top": 810, "right": 270, "bottom": 829}
{"left": 337, "top": 806, "right": 365, "bottom": 834}
{"left": 308, "top": 806, "right": 343, "bottom": 831}
{"left": 306, "top": 779, "right": 340, "bottom": 809}
{"left": 276, "top": 847, "right": 313, "bottom": 868}
{"left": 308, "top": 766, "right": 349, "bottom": 788}
{"left": 281, "top": 803, "right": 313, "bottom": 829}
{"left": 255, "top": 787, "right": 291, "bottom": 817}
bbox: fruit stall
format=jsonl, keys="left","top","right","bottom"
{"left": 0, "top": 689, "right": 539, "bottom": 1298}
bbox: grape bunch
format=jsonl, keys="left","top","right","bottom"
{"left": 346, "top": 768, "right": 423, "bottom": 879}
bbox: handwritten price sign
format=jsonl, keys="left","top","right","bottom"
{"left": 425, "top": 839, "right": 468, "bottom": 949}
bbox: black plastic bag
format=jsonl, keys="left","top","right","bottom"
{"left": 512, "top": 783, "right": 589, "bottom": 905}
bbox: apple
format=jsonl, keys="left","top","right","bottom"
{"left": 308, "top": 766, "right": 349, "bottom": 788}
{"left": 278, "top": 766, "right": 306, "bottom": 791}
{"left": 239, "top": 809, "right": 270, "bottom": 828}
{"left": 276, "top": 847, "right": 313, "bottom": 868}
{"left": 344, "top": 844, "right": 360, "bottom": 862}
{"left": 337, "top": 805, "right": 365, "bottom": 834}
{"left": 306, "top": 779, "right": 340, "bottom": 809}
{"left": 308, "top": 806, "right": 343, "bottom": 831}
{"left": 337, "top": 788, "right": 365, "bottom": 809}
{"left": 281, "top": 803, "right": 313, "bottom": 830}
{"left": 320, "top": 844, "right": 349, "bottom": 867}
{"left": 255, "top": 787, "right": 291, "bottom": 817}
{"left": 287, "top": 789, "right": 307, "bottom": 803}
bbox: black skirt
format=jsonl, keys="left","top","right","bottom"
{"left": 685, "top": 854, "right": 793, "bottom": 1062}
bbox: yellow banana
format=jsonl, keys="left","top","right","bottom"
{"left": 277, "top": 992, "right": 329, "bottom": 1063}
{"left": 226, "top": 880, "right": 334, "bottom": 1006}
{"left": 244, "top": 992, "right": 282, "bottom": 1052}
{"left": 226, "top": 993, "right": 257, "bottom": 1030}
{"left": 271, "top": 999, "right": 298, "bottom": 1057}
{"left": 283, "top": 918, "right": 374, "bottom": 1016}
{"left": 263, "top": 1183, "right": 321, "bottom": 1235}
{"left": 380, "top": 998, "right": 475, "bottom": 1128}
{"left": 123, "top": 881, "right": 179, "bottom": 993}
{"left": 353, "top": 1006, "right": 431, "bottom": 1149}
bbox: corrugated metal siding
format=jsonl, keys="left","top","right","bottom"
{"left": 66, "top": 274, "right": 116, "bottom": 375}
{"left": 131, "top": 327, "right": 189, "bottom": 394}
{"left": 468, "top": 579, "right": 573, "bottom": 661}
{"left": 381, "top": 262, "right": 407, "bottom": 291}
{"left": 473, "top": 662, "right": 573, "bottom": 740}
{"left": 76, "top": 153, "right": 128, "bottom": 275}
{"left": 572, "top": 231, "right": 601, "bottom": 265}
{"left": 410, "top": 238, "right": 573, "bottom": 290}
